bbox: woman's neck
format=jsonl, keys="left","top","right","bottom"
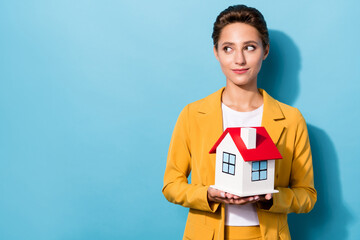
{"left": 222, "top": 83, "right": 263, "bottom": 112}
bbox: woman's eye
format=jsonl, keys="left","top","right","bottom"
{"left": 245, "top": 45, "right": 256, "bottom": 51}
{"left": 223, "top": 46, "right": 232, "bottom": 53}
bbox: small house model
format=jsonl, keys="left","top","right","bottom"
{"left": 209, "top": 127, "right": 282, "bottom": 197}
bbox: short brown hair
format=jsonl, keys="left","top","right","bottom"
{"left": 212, "top": 5, "right": 269, "bottom": 49}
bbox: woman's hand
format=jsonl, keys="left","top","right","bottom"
{"left": 207, "top": 187, "right": 272, "bottom": 205}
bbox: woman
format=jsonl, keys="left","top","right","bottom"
{"left": 162, "top": 5, "right": 316, "bottom": 240}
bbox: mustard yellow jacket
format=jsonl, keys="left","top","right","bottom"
{"left": 162, "top": 88, "right": 317, "bottom": 240}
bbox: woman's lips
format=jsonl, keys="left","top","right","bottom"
{"left": 232, "top": 68, "right": 249, "bottom": 74}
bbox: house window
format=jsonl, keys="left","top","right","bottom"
{"left": 252, "top": 161, "right": 267, "bottom": 181}
{"left": 222, "top": 152, "right": 235, "bottom": 175}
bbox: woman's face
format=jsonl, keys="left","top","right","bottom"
{"left": 214, "top": 22, "right": 269, "bottom": 89}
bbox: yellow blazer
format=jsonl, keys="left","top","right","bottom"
{"left": 162, "top": 88, "right": 317, "bottom": 240}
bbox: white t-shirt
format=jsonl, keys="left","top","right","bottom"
{"left": 221, "top": 103, "right": 264, "bottom": 226}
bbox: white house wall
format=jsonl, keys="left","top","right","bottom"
{"left": 215, "top": 134, "right": 243, "bottom": 194}
{"left": 242, "top": 159, "right": 275, "bottom": 195}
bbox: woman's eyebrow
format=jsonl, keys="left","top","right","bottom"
{"left": 243, "top": 40, "right": 259, "bottom": 45}
{"left": 221, "top": 42, "right": 235, "bottom": 46}
{"left": 221, "top": 40, "right": 259, "bottom": 46}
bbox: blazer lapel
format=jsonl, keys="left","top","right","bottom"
{"left": 197, "top": 87, "right": 225, "bottom": 140}
{"left": 196, "top": 88, "right": 224, "bottom": 178}
{"left": 260, "top": 89, "right": 285, "bottom": 145}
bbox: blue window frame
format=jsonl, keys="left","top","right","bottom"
{"left": 252, "top": 160, "right": 267, "bottom": 181}
{"left": 222, "top": 152, "right": 235, "bottom": 175}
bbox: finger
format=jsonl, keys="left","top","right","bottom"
{"left": 213, "top": 197, "right": 232, "bottom": 204}
{"left": 225, "top": 192, "right": 231, "bottom": 198}
{"left": 232, "top": 195, "right": 241, "bottom": 200}
{"left": 225, "top": 192, "right": 237, "bottom": 199}
{"left": 219, "top": 191, "right": 226, "bottom": 198}
{"left": 233, "top": 199, "right": 249, "bottom": 205}
{"left": 258, "top": 194, "right": 272, "bottom": 201}
{"left": 235, "top": 199, "right": 259, "bottom": 205}
{"left": 211, "top": 191, "right": 226, "bottom": 199}
{"left": 265, "top": 193, "right": 272, "bottom": 200}
{"left": 227, "top": 193, "right": 242, "bottom": 199}
{"left": 245, "top": 196, "right": 255, "bottom": 202}
{"left": 243, "top": 196, "right": 260, "bottom": 203}
{"left": 246, "top": 199, "right": 260, "bottom": 204}
{"left": 259, "top": 193, "right": 272, "bottom": 201}
{"left": 230, "top": 196, "right": 251, "bottom": 205}
{"left": 213, "top": 189, "right": 226, "bottom": 198}
{"left": 209, "top": 188, "right": 226, "bottom": 198}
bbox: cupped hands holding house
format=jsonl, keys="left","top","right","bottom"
{"left": 207, "top": 186, "right": 272, "bottom": 205}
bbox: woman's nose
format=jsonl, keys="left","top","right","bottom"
{"left": 234, "top": 50, "right": 246, "bottom": 65}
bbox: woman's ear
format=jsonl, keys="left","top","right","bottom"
{"left": 213, "top": 46, "right": 219, "bottom": 61}
{"left": 263, "top": 44, "right": 270, "bottom": 60}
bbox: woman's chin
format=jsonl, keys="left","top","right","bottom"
{"left": 226, "top": 79, "right": 257, "bottom": 89}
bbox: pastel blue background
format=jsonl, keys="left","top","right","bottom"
{"left": 1, "top": 0, "right": 359, "bottom": 239}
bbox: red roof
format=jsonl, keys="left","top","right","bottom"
{"left": 209, "top": 127, "right": 282, "bottom": 162}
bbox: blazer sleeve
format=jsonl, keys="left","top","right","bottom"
{"left": 258, "top": 110, "right": 317, "bottom": 214}
{"left": 162, "top": 105, "right": 220, "bottom": 213}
